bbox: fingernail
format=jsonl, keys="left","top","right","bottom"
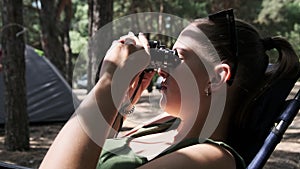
{"left": 128, "top": 31, "right": 134, "bottom": 35}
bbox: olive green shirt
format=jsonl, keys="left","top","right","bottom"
{"left": 97, "top": 119, "right": 246, "bottom": 169}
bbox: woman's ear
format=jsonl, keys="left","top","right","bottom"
{"left": 210, "top": 63, "right": 231, "bottom": 92}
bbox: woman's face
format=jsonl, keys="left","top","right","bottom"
{"left": 158, "top": 35, "right": 209, "bottom": 117}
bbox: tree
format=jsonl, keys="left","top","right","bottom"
{"left": 38, "top": 0, "right": 66, "bottom": 78}
{"left": 38, "top": 0, "right": 74, "bottom": 86}
{"left": 87, "top": 0, "right": 113, "bottom": 90}
{"left": 256, "top": 0, "right": 300, "bottom": 56}
{"left": 22, "top": 0, "right": 42, "bottom": 49}
{"left": 1, "top": 0, "right": 30, "bottom": 151}
{"left": 69, "top": 0, "right": 89, "bottom": 83}
{"left": 57, "top": 0, "right": 74, "bottom": 85}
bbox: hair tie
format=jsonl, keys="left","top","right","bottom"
{"left": 261, "top": 37, "right": 275, "bottom": 51}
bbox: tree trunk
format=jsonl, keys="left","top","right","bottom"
{"left": 57, "top": 0, "right": 73, "bottom": 86}
{"left": 39, "top": 0, "right": 66, "bottom": 78}
{"left": 87, "top": 0, "right": 113, "bottom": 91}
{"left": 1, "top": 0, "right": 30, "bottom": 151}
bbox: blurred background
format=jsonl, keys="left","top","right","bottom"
{"left": 2, "top": 0, "right": 300, "bottom": 90}
{"left": 0, "top": 0, "right": 299, "bottom": 168}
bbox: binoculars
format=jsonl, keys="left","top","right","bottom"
{"left": 147, "top": 40, "right": 181, "bottom": 70}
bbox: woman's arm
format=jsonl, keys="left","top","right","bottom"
{"left": 39, "top": 70, "right": 118, "bottom": 169}
{"left": 39, "top": 33, "right": 153, "bottom": 169}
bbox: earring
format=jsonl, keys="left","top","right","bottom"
{"left": 204, "top": 82, "right": 212, "bottom": 96}
{"left": 204, "top": 88, "right": 211, "bottom": 96}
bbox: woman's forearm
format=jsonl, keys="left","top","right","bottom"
{"left": 39, "top": 71, "right": 119, "bottom": 169}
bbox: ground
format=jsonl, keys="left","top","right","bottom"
{"left": 0, "top": 86, "right": 299, "bottom": 169}
{"left": 0, "top": 124, "right": 63, "bottom": 168}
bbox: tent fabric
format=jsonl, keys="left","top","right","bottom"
{"left": 0, "top": 45, "right": 80, "bottom": 124}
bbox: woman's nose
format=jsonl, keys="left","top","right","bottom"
{"left": 157, "top": 68, "right": 169, "bottom": 78}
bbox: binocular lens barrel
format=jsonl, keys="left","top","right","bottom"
{"left": 147, "top": 40, "right": 181, "bottom": 70}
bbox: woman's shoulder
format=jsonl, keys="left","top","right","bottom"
{"left": 176, "top": 138, "right": 246, "bottom": 169}
{"left": 139, "top": 139, "right": 237, "bottom": 169}
{"left": 145, "top": 138, "right": 246, "bottom": 169}
{"left": 177, "top": 141, "right": 236, "bottom": 168}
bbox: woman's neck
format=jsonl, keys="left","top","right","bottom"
{"left": 174, "top": 96, "right": 230, "bottom": 143}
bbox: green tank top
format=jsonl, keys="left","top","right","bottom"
{"left": 97, "top": 119, "right": 246, "bottom": 169}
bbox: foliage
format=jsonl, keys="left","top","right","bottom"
{"left": 112, "top": 0, "right": 207, "bottom": 47}
{"left": 285, "top": 23, "right": 300, "bottom": 56}
{"left": 23, "top": 0, "right": 41, "bottom": 48}
{"left": 257, "top": 0, "right": 300, "bottom": 55}
{"left": 70, "top": 0, "right": 89, "bottom": 54}
{"left": 113, "top": 0, "right": 207, "bottom": 23}
{"left": 2, "top": 0, "right": 300, "bottom": 82}
{"left": 236, "top": 0, "right": 262, "bottom": 23}
{"left": 284, "top": 1, "right": 300, "bottom": 55}
{"left": 34, "top": 48, "right": 44, "bottom": 56}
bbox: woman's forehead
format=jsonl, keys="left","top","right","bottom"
{"left": 174, "top": 23, "right": 223, "bottom": 73}
{"left": 175, "top": 25, "right": 213, "bottom": 57}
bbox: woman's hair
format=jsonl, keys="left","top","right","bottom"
{"left": 193, "top": 12, "right": 300, "bottom": 164}
{"left": 193, "top": 15, "right": 299, "bottom": 121}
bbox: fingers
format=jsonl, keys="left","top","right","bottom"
{"left": 119, "top": 32, "right": 137, "bottom": 45}
{"left": 124, "top": 33, "right": 138, "bottom": 46}
{"left": 138, "top": 33, "right": 150, "bottom": 54}
{"left": 119, "top": 32, "right": 149, "bottom": 50}
{"left": 117, "top": 32, "right": 143, "bottom": 56}
{"left": 124, "top": 38, "right": 136, "bottom": 45}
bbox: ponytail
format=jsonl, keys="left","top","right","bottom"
{"left": 261, "top": 36, "right": 300, "bottom": 89}
{"left": 244, "top": 36, "right": 300, "bottom": 119}
{"left": 228, "top": 35, "right": 300, "bottom": 165}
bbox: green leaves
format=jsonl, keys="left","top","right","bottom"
{"left": 257, "top": 0, "right": 300, "bottom": 55}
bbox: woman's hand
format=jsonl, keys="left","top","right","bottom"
{"left": 99, "top": 32, "right": 155, "bottom": 107}
{"left": 120, "top": 33, "right": 155, "bottom": 105}
{"left": 100, "top": 32, "right": 149, "bottom": 73}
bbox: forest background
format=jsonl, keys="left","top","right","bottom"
{"left": 0, "top": 0, "right": 299, "bottom": 168}
{"left": 2, "top": 0, "right": 300, "bottom": 89}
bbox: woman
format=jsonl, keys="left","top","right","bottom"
{"left": 39, "top": 9, "right": 299, "bottom": 169}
